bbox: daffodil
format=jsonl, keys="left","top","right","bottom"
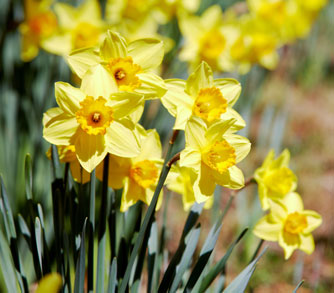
{"left": 36, "top": 273, "right": 62, "bottom": 293}
{"left": 254, "top": 149, "right": 297, "bottom": 211}
{"left": 96, "top": 127, "right": 163, "bottom": 212}
{"left": 253, "top": 192, "right": 322, "bottom": 259}
{"left": 19, "top": 0, "right": 58, "bottom": 61}
{"left": 42, "top": 0, "right": 108, "bottom": 57}
{"left": 43, "top": 65, "right": 143, "bottom": 172}
{"left": 178, "top": 5, "right": 237, "bottom": 72}
{"left": 166, "top": 163, "right": 213, "bottom": 211}
{"left": 67, "top": 31, "right": 166, "bottom": 101}
{"left": 161, "top": 61, "right": 245, "bottom": 131}
{"left": 46, "top": 145, "right": 90, "bottom": 184}
{"left": 179, "top": 116, "right": 251, "bottom": 204}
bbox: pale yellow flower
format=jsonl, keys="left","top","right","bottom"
{"left": 179, "top": 117, "right": 251, "bottom": 203}
{"left": 253, "top": 192, "right": 322, "bottom": 259}
{"left": 43, "top": 65, "right": 143, "bottom": 172}
{"left": 36, "top": 273, "right": 62, "bottom": 293}
{"left": 161, "top": 61, "right": 245, "bottom": 131}
{"left": 254, "top": 149, "right": 297, "bottom": 210}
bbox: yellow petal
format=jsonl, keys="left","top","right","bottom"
{"left": 205, "top": 118, "right": 237, "bottom": 143}
{"left": 21, "top": 34, "right": 39, "bottom": 62}
{"left": 201, "top": 5, "right": 222, "bottom": 29}
{"left": 185, "top": 116, "right": 207, "bottom": 149}
{"left": 253, "top": 215, "right": 281, "bottom": 241}
{"left": 128, "top": 38, "right": 164, "bottom": 71}
{"left": 68, "top": 47, "right": 101, "bottom": 79}
{"left": 55, "top": 82, "right": 85, "bottom": 115}
{"left": 100, "top": 31, "right": 127, "bottom": 61}
{"left": 134, "top": 129, "right": 161, "bottom": 161}
{"left": 128, "top": 102, "right": 144, "bottom": 123}
{"left": 105, "top": 119, "right": 141, "bottom": 158}
{"left": 186, "top": 61, "right": 213, "bottom": 97}
{"left": 213, "top": 78, "right": 241, "bottom": 107}
{"left": 108, "top": 92, "right": 144, "bottom": 119}
{"left": 41, "top": 33, "right": 73, "bottom": 56}
{"left": 272, "top": 149, "right": 290, "bottom": 169}
{"left": 78, "top": 0, "right": 102, "bottom": 22}
{"left": 213, "top": 165, "right": 244, "bottom": 189}
{"left": 36, "top": 273, "right": 62, "bottom": 293}
{"left": 74, "top": 129, "right": 107, "bottom": 172}
{"left": 70, "top": 160, "right": 91, "bottom": 184}
{"left": 43, "top": 107, "right": 64, "bottom": 125}
{"left": 198, "top": 163, "right": 216, "bottom": 195}
{"left": 224, "top": 134, "right": 251, "bottom": 163}
{"left": 258, "top": 182, "right": 270, "bottom": 211}
{"left": 278, "top": 230, "right": 299, "bottom": 259}
{"left": 136, "top": 72, "right": 167, "bottom": 99}
{"left": 43, "top": 111, "right": 78, "bottom": 145}
{"left": 120, "top": 178, "right": 144, "bottom": 212}
{"left": 180, "top": 147, "right": 201, "bottom": 172}
{"left": 267, "top": 199, "right": 288, "bottom": 222}
{"left": 299, "top": 233, "right": 315, "bottom": 255}
{"left": 302, "top": 210, "right": 322, "bottom": 234}
{"left": 80, "top": 64, "right": 118, "bottom": 97}
{"left": 174, "top": 106, "right": 192, "bottom": 130}
{"left": 281, "top": 192, "right": 304, "bottom": 213}
{"left": 222, "top": 108, "right": 246, "bottom": 133}
{"left": 53, "top": 2, "right": 76, "bottom": 28}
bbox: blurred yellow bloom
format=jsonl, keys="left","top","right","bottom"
{"left": 178, "top": 5, "right": 236, "bottom": 72}
{"left": 166, "top": 163, "right": 213, "bottom": 211}
{"left": 253, "top": 192, "right": 322, "bottom": 259}
{"left": 96, "top": 128, "right": 163, "bottom": 212}
{"left": 179, "top": 117, "right": 251, "bottom": 203}
{"left": 19, "top": 0, "right": 58, "bottom": 61}
{"left": 36, "top": 273, "right": 62, "bottom": 293}
{"left": 161, "top": 62, "right": 245, "bottom": 131}
{"left": 42, "top": 0, "right": 107, "bottom": 56}
{"left": 43, "top": 65, "right": 143, "bottom": 172}
{"left": 46, "top": 145, "right": 90, "bottom": 184}
{"left": 254, "top": 149, "right": 297, "bottom": 210}
{"left": 68, "top": 31, "right": 166, "bottom": 100}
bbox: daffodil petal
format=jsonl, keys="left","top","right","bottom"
{"left": 42, "top": 107, "right": 64, "bottom": 125}
{"left": 213, "top": 78, "right": 241, "bottom": 107}
{"left": 36, "top": 273, "right": 62, "bottom": 293}
{"left": 136, "top": 72, "right": 167, "bottom": 99}
{"left": 70, "top": 160, "right": 91, "bottom": 184}
{"left": 253, "top": 215, "right": 281, "bottom": 241}
{"left": 128, "top": 38, "right": 164, "bottom": 70}
{"left": 205, "top": 118, "right": 237, "bottom": 142}
{"left": 100, "top": 31, "right": 127, "bottom": 61}
{"left": 186, "top": 61, "right": 213, "bottom": 97}
{"left": 78, "top": 0, "right": 102, "bottom": 21}
{"left": 81, "top": 64, "right": 118, "bottom": 97}
{"left": 180, "top": 147, "right": 201, "bottom": 172}
{"left": 279, "top": 230, "right": 299, "bottom": 260}
{"left": 185, "top": 116, "right": 207, "bottom": 149}
{"left": 53, "top": 2, "right": 76, "bottom": 28}
{"left": 68, "top": 47, "right": 100, "bottom": 79}
{"left": 55, "top": 82, "right": 85, "bottom": 115}
{"left": 198, "top": 163, "right": 216, "bottom": 195}
{"left": 43, "top": 111, "right": 78, "bottom": 145}
{"left": 224, "top": 134, "right": 251, "bottom": 163}
{"left": 75, "top": 129, "right": 107, "bottom": 173}
{"left": 302, "top": 210, "right": 322, "bottom": 233}
{"left": 282, "top": 192, "right": 304, "bottom": 213}
{"left": 135, "top": 129, "right": 162, "bottom": 161}
{"left": 193, "top": 173, "right": 213, "bottom": 203}
{"left": 128, "top": 102, "right": 144, "bottom": 123}
{"left": 120, "top": 178, "right": 143, "bottom": 212}
{"left": 258, "top": 182, "right": 270, "bottom": 211}
{"left": 41, "top": 33, "right": 73, "bottom": 56}
{"left": 299, "top": 233, "right": 315, "bottom": 254}
{"left": 174, "top": 106, "right": 192, "bottom": 130}
{"left": 213, "top": 165, "right": 244, "bottom": 189}
{"left": 272, "top": 149, "right": 290, "bottom": 169}
{"left": 221, "top": 108, "right": 246, "bottom": 133}
{"left": 109, "top": 92, "right": 144, "bottom": 119}
{"left": 105, "top": 119, "right": 141, "bottom": 158}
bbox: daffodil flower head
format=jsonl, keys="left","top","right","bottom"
{"left": 68, "top": 30, "right": 166, "bottom": 100}
{"left": 179, "top": 116, "right": 251, "bottom": 204}
{"left": 161, "top": 61, "right": 245, "bottom": 131}
{"left": 254, "top": 149, "right": 297, "bottom": 210}
{"left": 253, "top": 192, "right": 322, "bottom": 259}
{"left": 43, "top": 65, "right": 144, "bottom": 172}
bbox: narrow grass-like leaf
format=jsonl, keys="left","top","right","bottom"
{"left": 18, "top": 214, "right": 30, "bottom": 241}
{"left": 107, "top": 257, "right": 117, "bottom": 293}
{"left": 34, "top": 217, "right": 43, "bottom": 275}
{"left": 51, "top": 144, "right": 62, "bottom": 179}
{"left": 170, "top": 224, "right": 201, "bottom": 293}
{"left": 0, "top": 230, "right": 18, "bottom": 293}
{"left": 224, "top": 246, "right": 268, "bottom": 293}
{"left": 214, "top": 274, "right": 226, "bottom": 293}
{"left": 24, "top": 154, "right": 33, "bottom": 200}
{"left": 64, "top": 233, "right": 72, "bottom": 293}
{"left": 0, "top": 175, "right": 16, "bottom": 239}
{"left": 198, "top": 228, "right": 248, "bottom": 292}
{"left": 74, "top": 218, "right": 87, "bottom": 293}
{"left": 147, "top": 221, "right": 158, "bottom": 293}
{"left": 88, "top": 169, "right": 96, "bottom": 292}
{"left": 293, "top": 280, "right": 304, "bottom": 293}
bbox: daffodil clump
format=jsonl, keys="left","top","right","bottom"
{"left": 253, "top": 149, "right": 322, "bottom": 259}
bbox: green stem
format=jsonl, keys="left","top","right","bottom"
{"left": 88, "top": 169, "right": 96, "bottom": 292}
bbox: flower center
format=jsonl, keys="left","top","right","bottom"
{"left": 72, "top": 22, "right": 101, "bottom": 49}
{"left": 28, "top": 12, "right": 58, "bottom": 38}
{"left": 107, "top": 57, "right": 142, "bottom": 91}
{"left": 284, "top": 212, "right": 308, "bottom": 234}
{"left": 200, "top": 30, "right": 226, "bottom": 61}
{"left": 129, "top": 160, "right": 158, "bottom": 189}
{"left": 264, "top": 167, "right": 295, "bottom": 195}
{"left": 202, "top": 140, "right": 236, "bottom": 173}
{"left": 76, "top": 96, "right": 113, "bottom": 135}
{"left": 193, "top": 87, "right": 228, "bottom": 122}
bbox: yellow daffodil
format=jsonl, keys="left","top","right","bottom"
{"left": 253, "top": 192, "right": 322, "bottom": 259}
{"left": 46, "top": 145, "right": 90, "bottom": 184}
{"left": 43, "top": 65, "right": 143, "bottom": 172}
{"left": 179, "top": 116, "right": 251, "bottom": 204}
{"left": 68, "top": 30, "right": 166, "bottom": 101}
{"left": 96, "top": 127, "right": 163, "bottom": 212}
{"left": 178, "top": 5, "right": 237, "bottom": 72}
{"left": 166, "top": 163, "right": 213, "bottom": 211}
{"left": 36, "top": 273, "right": 62, "bottom": 293}
{"left": 42, "top": 0, "right": 107, "bottom": 57}
{"left": 19, "top": 0, "right": 58, "bottom": 61}
{"left": 161, "top": 61, "right": 245, "bottom": 131}
{"left": 254, "top": 149, "right": 297, "bottom": 211}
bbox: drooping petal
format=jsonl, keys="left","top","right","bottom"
{"left": 279, "top": 230, "right": 299, "bottom": 260}
{"left": 186, "top": 61, "right": 213, "bottom": 97}
{"left": 221, "top": 108, "right": 246, "bottom": 133}
{"left": 135, "top": 129, "right": 162, "bottom": 161}
{"left": 212, "top": 165, "right": 244, "bottom": 189}
{"left": 136, "top": 72, "right": 167, "bottom": 99}
{"left": 302, "top": 210, "right": 322, "bottom": 234}
{"left": 43, "top": 111, "right": 78, "bottom": 145}
{"left": 108, "top": 92, "right": 144, "bottom": 119}
{"left": 120, "top": 178, "right": 144, "bottom": 212}
{"left": 74, "top": 129, "right": 107, "bottom": 173}
{"left": 267, "top": 199, "right": 288, "bottom": 223}
{"left": 180, "top": 147, "right": 201, "bottom": 172}
{"left": 105, "top": 119, "right": 141, "bottom": 158}
{"left": 258, "top": 182, "right": 270, "bottom": 211}
{"left": 80, "top": 64, "right": 118, "bottom": 97}
{"left": 205, "top": 118, "right": 237, "bottom": 143}
{"left": 224, "top": 134, "right": 251, "bottom": 163}
{"left": 174, "top": 106, "right": 192, "bottom": 130}
{"left": 193, "top": 168, "right": 214, "bottom": 203}
{"left": 42, "top": 107, "right": 64, "bottom": 125}
{"left": 70, "top": 160, "right": 91, "bottom": 184}
{"left": 99, "top": 31, "right": 127, "bottom": 61}
{"left": 128, "top": 38, "right": 164, "bottom": 71}
{"left": 198, "top": 163, "right": 216, "bottom": 195}
{"left": 184, "top": 116, "right": 207, "bottom": 149}
{"left": 55, "top": 82, "right": 85, "bottom": 115}
{"left": 67, "top": 47, "right": 101, "bottom": 79}
{"left": 253, "top": 215, "right": 282, "bottom": 241}
{"left": 281, "top": 192, "right": 304, "bottom": 213}
{"left": 299, "top": 233, "right": 315, "bottom": 254}
{"left": 213, "top": 78, "right": 241, "bottom": 107}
